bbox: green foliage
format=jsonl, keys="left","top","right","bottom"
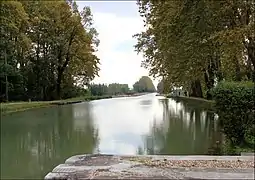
{"left": 0, "top": 0, "right": 99, "bottom": 102}
{"left": 108, "top": 83, "right": 129, "bottom": 95}
{"left": 133, "top": 76, "right": 156, "bottom": 93}
{"left": 89, "top": 83, "right": 130, "bottom": 96}
{"left": 89, "top": 84, "right": 108, "bottom": 96}
{"left": 135, "top": 0, "right": 255, "bottom": 151}
{"left": 61, "top": 85, "right": 90, "bottom": 99}
{"left": 221, "top": 138, "right": 254, "bottom": 155}
{"left": 212, "top": 81, "right": 255, "bottom": 146}
{"left": 135, "top": 0, "right": 255, "bottom": 96}
{"left": 156, "top": 80, "right": 164, "bottom": 94}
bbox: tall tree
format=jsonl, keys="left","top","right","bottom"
{"left": 134, "top": 0, "right": 255, "bottom": 99}
{"left": 0, "top": 1, "right": 100, "bottom": 101}
{"left": 157, "top": 80, "right": 164, "bottom": 94}
{"left": 133, "top": 76, "right": 156, "bottom": 92}
{"left": 0, "top": 1, "right": 30, "bottom": 101}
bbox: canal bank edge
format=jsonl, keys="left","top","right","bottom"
{"left": 166, "top": 95, "right": 215, "bottom": 111}
{"left": 0, "top": 95, "right": 112, "bottom": 115}
{"left": 44, "top": 154, "right": 254, "bottom": 180}
{"left": 0, "top": 93, "right": 150, "bottom": 115}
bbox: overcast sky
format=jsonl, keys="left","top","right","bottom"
{"left": 76, "top": 1, "right": 158, "bottom": 88}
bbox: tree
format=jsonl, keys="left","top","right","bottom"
{"left": 89, "top": 83, "right": 130, "bottom": 96}
{"left": 108, "top": 83, "right": 129, "bottom": 95}
{"left": 133, "top": 76, "right": 156, "bottom": 93}
{"left": 157, "top": 81, "right": 164, "bottom": 94}
{"left": 89, "top": 83, "right": 108, "bottom": 96}
{"left": 134, "top": 0, "right": 255, "bottom": 99}
{"left": 0, "top": 1, "right": 100, "bottom": 102}
{"left": 0, "top": 1, "right": 30, "bottom": 101}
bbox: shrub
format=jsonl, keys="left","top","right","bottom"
{"left": 211, "top": 81, "right": 254, "bottom": 146}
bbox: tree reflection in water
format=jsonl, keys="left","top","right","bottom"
{"left": 139, "top": 98, "right": 222, "bottom": 155}
{"left": 1, "top": 103, "right": 99, "bottom": 179}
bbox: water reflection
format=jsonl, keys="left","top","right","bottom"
{"left": 1, "top": 104, "right": 98, "bottom": 179}
{"left": 140, "top": 99, "right": 152, "bottom": 106}
{"left": 139, "top": 98, "right": 222, "bottom": 155}
{"left": 1, "top": 94, "right": 222, "bottom": 179}
{"left": 89, "top": 96, "right": 156, "bottom": 155}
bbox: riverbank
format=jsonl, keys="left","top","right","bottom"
{"left": 167, "top": 95, "right": 215, "bottom": 111}
{"left": 0, "top": 93, "right": 151, "bottom": 115}
{"left": 0, "top": 95, "right": 112, "bottom": 115}
{"left": 112, "top": 92, "right": 150, "bottom": 98}
{"left": 45, "top": 154, "right": 254, "bottom": 180}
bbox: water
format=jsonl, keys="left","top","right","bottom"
{"left": 0, "top": 93, "right": 221, "bottom": 179}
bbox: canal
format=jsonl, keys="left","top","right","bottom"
{"left": 0, "top": 93, "right": 221, "bottom": 179}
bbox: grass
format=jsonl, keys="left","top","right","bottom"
{"left": 0, "top": 95, "right": 112, "bottom": 115}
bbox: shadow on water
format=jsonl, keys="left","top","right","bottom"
{"left": 0, "top": 103, "right": 99, "bottom": 179}
{"left": 138, "top": 98, "right": 222, "bottom": 155}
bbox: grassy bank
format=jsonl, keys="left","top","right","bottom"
{"left": 112, "top": 92, "right": 150, "bottom": 98}
{"left": 0, "top": 95, "right": 112, "bottom": 115}
{"left": 166, "top": 95, "right": 215, "bottom": 111}
{"left": 1, "top": 93, "right": 149, "bottom": 115}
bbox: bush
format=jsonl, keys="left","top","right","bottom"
{"left": 212, "top": 81, "right": 254, "bottom": 146}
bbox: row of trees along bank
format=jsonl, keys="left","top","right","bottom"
{"left": 135, "top": 0, "right": 255, "bottom": 99}
{"left": 0, "top": 0, "right": 99, "bottom": 102}
{"left": 135, "top": 0, "right": 254, "bottom": 153}
{"left": 89, "top": 76, "right": 156, "bottom": 96}
{"left": 90, "top": 83, "right": 130, "bottom": 96}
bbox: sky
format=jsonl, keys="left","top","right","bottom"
{"left": 76, "top": 1, "right": 158, "bottom": 88}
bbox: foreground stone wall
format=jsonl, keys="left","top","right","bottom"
{"left": 45, "top": 154, "right": 254, "bottom": 180}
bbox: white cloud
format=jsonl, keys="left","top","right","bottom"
{"left": 77, "top": 2, "right": 159, "bottom": 88}
{"left": 92, "top": 12, "right": 149, "bottom": 87}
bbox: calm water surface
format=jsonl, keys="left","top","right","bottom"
{"left": 1, "top": 94, "right": 221, "bottom": 179}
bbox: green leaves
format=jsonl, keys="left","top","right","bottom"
{"left": 0, "top": 1, "right": 100, "bottom": 101}
{"left": 89, "top": 83, "right": 130, "bottom": 96}
{"left": 212, "top": 81, "right": 255, "bottom": 145}
{"left": 134, "top": 0, "right": 255, "bottom": 95}
{"left": 133, "top": 76, "right": 156, "bottom": 93}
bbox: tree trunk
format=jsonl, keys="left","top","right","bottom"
{"left": 55, "top": 29, "right": 75, "bottom": 100}
{"left": 189, "top": 79, "right": 203, "bottom": 98}
{"left": 215, "top": 53, "right": 223, "bottom": 81}
{"left": 56, "top": 45, "right": 63, "bottom": 100}
{"left": 56, "top": 67, "right": 63, "bottom": 100}
{"left": 204, "top": 72, "right": 213, "bottom": 100}
{"left": 247, "top": 37, "right": 255, "bottom": 72}
{"left": 4, "top": 48, "right": 8, "bottom": 102}
{"left": 246, "top": 58, "right": 253, "bottom": 80}
{"left": 204, "top": 59, "right": 215, "bottom": 100}
{"left": 233, "top": 56, "right": 241, "bottom": 81}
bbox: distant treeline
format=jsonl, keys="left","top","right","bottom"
{"left": 90, "top": 76, "right": 156, "bottom": 96}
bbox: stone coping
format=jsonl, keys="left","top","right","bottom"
{"left": 45, "top": 154, "right": 255, "bottom": 180}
